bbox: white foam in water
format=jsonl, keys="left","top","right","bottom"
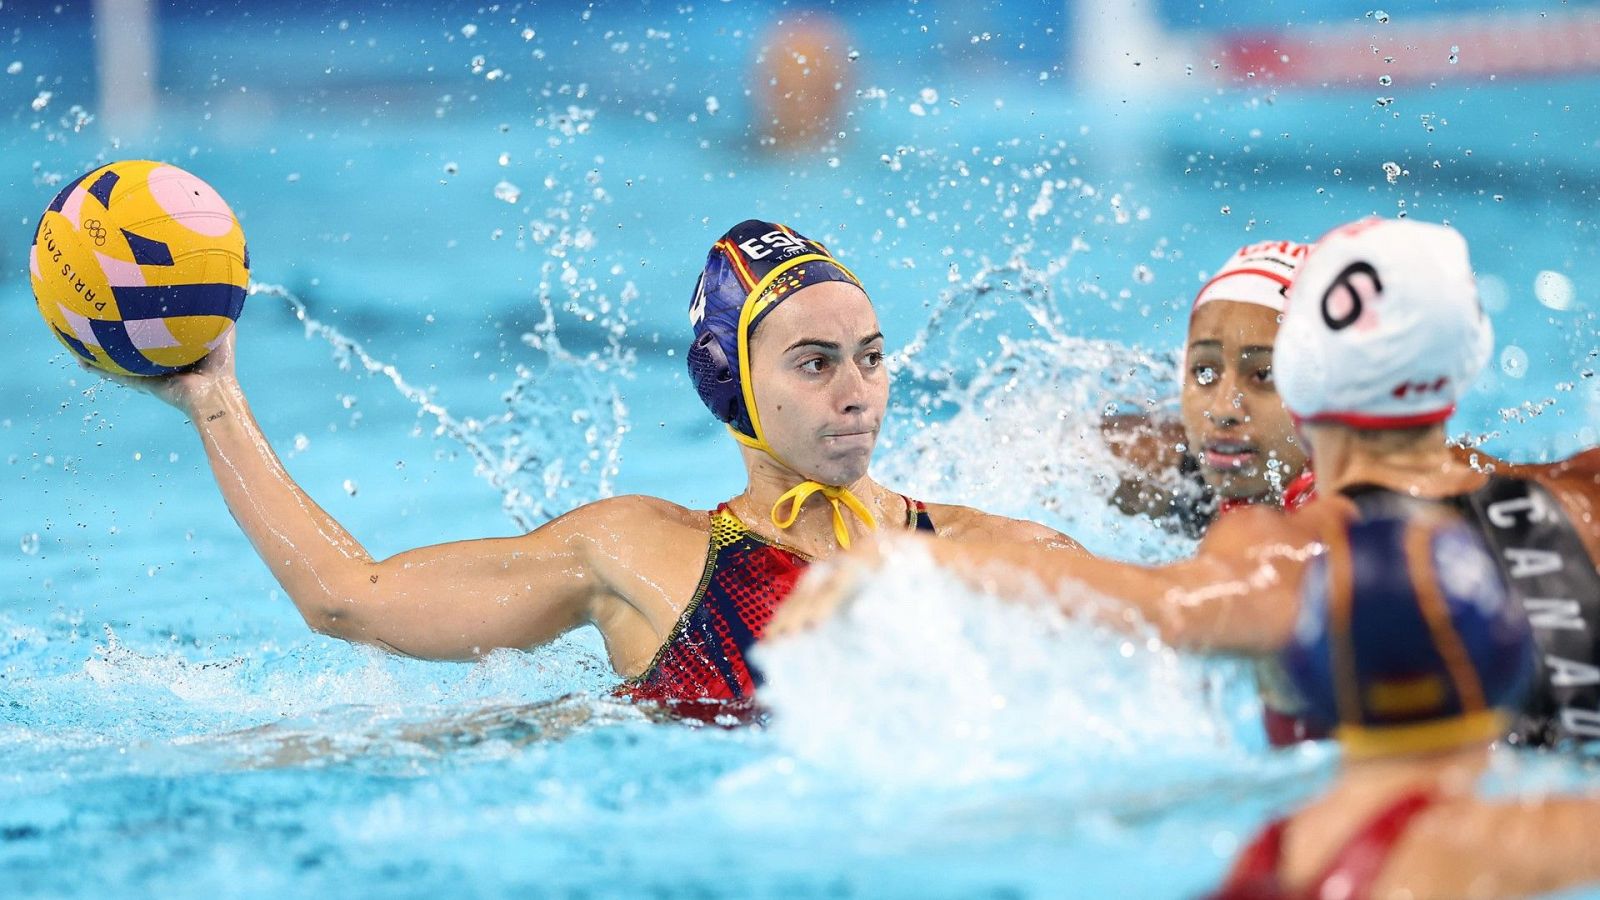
{"left": 880, "top": 247, "right": 1195, "bottom": 562}
{"left": 754, "top": 542, "right": 1238, "bottom": 789}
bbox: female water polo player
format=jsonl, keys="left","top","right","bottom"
{"left": 1211, "top": 508, "right": 1600, "bottom": 900}
{"left": 1104, "top": 241, "right": 1324, "bottom": 745}
{"left": 90, "top": 218, "right": 1080, "bottom": 712}
{"left": 1104, "top": 241, "right": 1313, "bottom": 537}
{"left": 780, "top": 217, "right": 1600, "bottom": 752}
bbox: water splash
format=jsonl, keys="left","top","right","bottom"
{"left": 882, "top": 245, "right": 1192, "bottom": 560}
{"left": 253, "top": 282, "right": 630, "bottom": 530}
{"left": 755, "top": 541, "right": 1250, "bottom": 789}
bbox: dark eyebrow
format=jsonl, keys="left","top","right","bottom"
{"left": 1187, "top": 340, "right": 1223, "bottom": 351}
{"left": 1240, "top": 345, "right": 1275, "bottom": 355}
{"left": 786, "top": 332, "right": 885, "bottom": 354}
{"left": 786, "top": 338, "right": 842, "bottom": 353}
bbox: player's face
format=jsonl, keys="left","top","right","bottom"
{"left": 1180, "top": 301, "right": 1308, "bottom": 501}
{"left": 747, "top": 281, "right": 888, "bottom": 486}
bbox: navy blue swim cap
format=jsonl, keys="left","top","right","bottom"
{"left": 686, "top": 220, "right": 863, "bottom": 445}
{"left": 1277, "top": 509, "right": 1534, "bottom": 757}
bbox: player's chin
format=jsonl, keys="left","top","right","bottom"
{"left": 1209, "top": 469, "right": 1271, "bottom": 501}
{"left": 812, "top": 448, "right": 874, "bottom": 486}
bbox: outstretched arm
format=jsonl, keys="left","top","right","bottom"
{"left": 97, "top": 333, "right": 616, "bottom": 660}
{"left": 926, "top": 507, "right": 1311, "bottom": 653}
{"left": 775, "top": 502, "right": 1320, "bottom": 652}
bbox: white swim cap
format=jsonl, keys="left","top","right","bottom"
{"left": 1275, "top": 218, "right": 1492, "bottom": 428}
{"left": 1191, "top": 240, "right": 1309, "bottom": 314}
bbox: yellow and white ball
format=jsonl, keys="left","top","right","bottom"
{"left": 30, "top": 159, "right": 249, "bottom": 376}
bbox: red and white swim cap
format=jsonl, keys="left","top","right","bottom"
{"left": 1191, "top": 240, "right": 1308, "bottom": 314}
{"left": 1275, "top": 218, "right": 1492, "bottom": 429}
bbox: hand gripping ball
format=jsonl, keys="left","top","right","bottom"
{"left": 29, "top": 160, "right": 249, "bottom": 376}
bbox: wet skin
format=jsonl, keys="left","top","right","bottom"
{"left": 94, "top": 278, "right": 1078, "bottom": 682}
{"left": 1180, "top": 300, "right": 1308, "bottom": 502}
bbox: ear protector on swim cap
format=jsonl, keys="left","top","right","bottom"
{"left": 1277, "top": 508, "right": 1533, "bottom": 757}
{"left": 1275, "top": 218, "right": 1493, "bottom": 429}
{"left": 686, "top": 219, "right": 864, "bottom": 444}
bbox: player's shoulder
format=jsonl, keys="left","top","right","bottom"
{"left": 920, "top": 501, "right": 1082, "bottom": 550}
{"left": 545, "top": 494, "right": 710, "bottom": 542}
{"left": 1205, "top": 497, "right": 1339, "bottom": 554}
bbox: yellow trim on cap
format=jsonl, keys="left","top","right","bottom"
{"left": 734, "top": 252, "right": 862, "bottom": 454}
{"left": 1337, "top": 710, "right": 1506, "bottom": 759}
{"left": 727, "top": 249, "right": 872, "bottom": 550}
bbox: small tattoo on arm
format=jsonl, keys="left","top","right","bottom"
{"left": 369, "top": 574, "right": 379, "bottom": 583}
{"left": 204, "top": 410, "right": 227, "bottom": 422}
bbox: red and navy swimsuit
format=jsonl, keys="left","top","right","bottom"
{"left": 622, "top": 497, "right": 937, "bottom": 708}
{"left": 1210, "top": 791, "right": 1436, "bottom": 900}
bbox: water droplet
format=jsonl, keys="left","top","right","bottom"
{"left": 1534, "top": 270, "right": 1574, "bottom": 311}
{"left": 1382, "top": 161, "right": 1402, "bottom": 183}
{"left": 1378, "top": 74, "right": 1392, "bottom": 86}
{"left": 1372, "top": 10, "right": 1390, "bottom": 23}
{"left": 521, "top": 28, "right": 535, "bottom": 41}
{"left": 704, "top": 95, "right": 720, "bottom": 116}
{"left": 497, "top": 152, "right": 510, "bottom": 167}
{"left": 343, "top": 479, "right": 359, "bottom": 496}
{"left": 292, "top": 433, "right": 311, "bottom": 452}
{"left": 20, "top": 532, "right": 39, "bottom": 555}
{"left": 1449, "top": 45, "right": 1459, "bottom": 64}
{"left": 1219, "top": 205, "right": 1231, "bottom": 215}
{"left": 1500, "top": 346, "right": 1529, "bottom": 379}
{"left": 493, "top": 180, "right": 521, "bottom": 204}
{"left": 5, "top": 61, "right": 20, "bottom": 75}
{"left": 919, "top": 87, "right": 939, "bottom": 104}
{"left": 443, "top": 161, "right": 459, "bottom": 176}
{"left": 460, "top": 23, "right": 478, "bottom": 38}
{"left": 1132, "top": 265, "right": 1154, "bottom": 284}
{"left": 846, "top": 49, "right": 861, "bottom": 61}
{"left": 30, "top": 90, "right": 51, "bottom": 111}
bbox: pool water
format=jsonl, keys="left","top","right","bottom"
{"left": 4, "top": 3, "right": 1600, "bottom": 897}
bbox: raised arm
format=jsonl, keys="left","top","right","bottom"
{"left": 97, "top": 333, "right": 644, "bottom": 661}
{"left": 925, "top": 504, "right": 1319, "bottom": 653}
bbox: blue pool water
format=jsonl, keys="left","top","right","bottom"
{"left": 4, "top": 3, "right": 1600, "bottom": 897}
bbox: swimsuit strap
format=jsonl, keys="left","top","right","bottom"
{"left": 1214, "top": 817, "right": 1291, "bottom": 898}
{"left": 899, "top": 495, "right": 938, "bottom": 533}
{"left": 1281, "top": 469, "right": 1318, "bottom": 510}
{"left": 1310, "top": 789, "right": 1437, "bottom": 900}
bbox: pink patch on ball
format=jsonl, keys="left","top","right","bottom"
{"left": 95, "top": 250, "right": 147, "bottom": 287}
{"left": 125, "top": 317, "right": 181, "bottom": 350}
{"left": 29, "top": 244, "right": 41, "bottom": 280}
{"left": 60, "top": 184, "right": 88, "bottom": 225}
{"left": 147, "top": 165, "right": 235, "bottom": 237}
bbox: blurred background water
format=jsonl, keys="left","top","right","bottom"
{"left": 2, "top": 1, "right": 1598, "bottom": 896}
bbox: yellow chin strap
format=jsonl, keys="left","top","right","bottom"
{"left": 730, "top": 248, "right": 877, "bottom": 550}
{"left": 771, "top": 481, "right": 878, "bottom": 550}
